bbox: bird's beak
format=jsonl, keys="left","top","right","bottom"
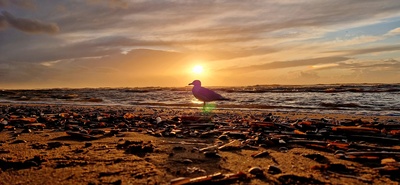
{"left": 188, "top": 82, "right": 193, "bottom": 85}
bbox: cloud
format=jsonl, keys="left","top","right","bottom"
{"left": 300, "top": 71, "right": 319, "bottom": 78}
{"left": 1, "top": 11, "right": 59, "bottom": 34}
{"left": 3, "top": 0, "right": 397, "bottom": 62}
{"left": 0, "top": 49, "right": 190, "bottom": 88}
{"left": 329, "top": 59, "right": 399, "bottom": 71}
{"left": 40, "top": 60, "right": 61, "bottom": 67}
{"left": 222, "top": 56, "right": 350, "bottom": 73}
{"left": 1, "top": 0, "right": 400, "bottom": 88}
{"left": 385, "top": 27, "right": 400, "bottom": 36}
{"left": 322, "top": 26, "right": 400, "bottom": 48}
{"left": 337, "top": 59, "right": 400, "bottom": 83}
{"left": 335, "top": 45, "right": 400, "bottom": 56}
{"left": 51, "top": 0, "right": 400, "bottom": 44}
{"left": 0, "top": 0, "right": 36, "bottom": 9}
{"left": 86, "top": 0, "right": 128, "bottom": 8}
{"left": 328, "top": 35, "right": 383, "bottom": 47}
{"left": 311, "top": 63, "right": 340, "bottom": 69}
{"left": 341, "top": 59, "right": 400, "bottom": 71}
{"left": 0, "top": 14, "right": 6, "bottom": 29}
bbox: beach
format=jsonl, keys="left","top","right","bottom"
{"left": 0, "top": 103, "right": 399, "bottom": 185}
{"left": 3, "top": 0, "right": 400, "bottom": 184}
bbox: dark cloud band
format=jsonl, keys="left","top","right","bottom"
{"left": 1, "top": 11, "right": 59, "bottom": 34}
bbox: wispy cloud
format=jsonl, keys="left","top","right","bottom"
{"left": 221, "top": 56, "right": 350, "bottom": 73}
{"left": 333, "top": 45, "right": 400, "bottom": 56}
{"left": 341, "top": 59, "right": 400, "bottom": 71}
{"left": 321, "top": 27, "right": 400, "bottom": 48}
{"left": 0, "top": 14, "right": 6, "bottom": 29}
{"left": 40, "top": 60, "right": 61, "bottom": 67}
{"left": 0, "top": 0, "right": 36, "bottom": 9}
{"left": 385, "top": 27, "right": 400, "bottom": 36}
{"left": 1, "top": 11, "right": 59, "bottom": 34}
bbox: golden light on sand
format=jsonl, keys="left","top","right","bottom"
{"left": 191, "top": 99, "right": 203, "bottom": 104}
{"left": 192, "top": 65, "right": 204, "bottom": 74}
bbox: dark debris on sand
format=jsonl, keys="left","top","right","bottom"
{"left": 0, "top": 104, "right": 400, "bottom": 184}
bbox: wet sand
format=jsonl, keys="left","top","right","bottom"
{"left": 0, "top": 103, "right": 399, "bottom": 185}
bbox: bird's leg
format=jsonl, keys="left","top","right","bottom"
{"left": 201, "top": 101, "right": 211, "bottom": 115}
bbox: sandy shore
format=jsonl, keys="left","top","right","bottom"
{"left": 0, "top": 103, "right": 399, "bottom": 185}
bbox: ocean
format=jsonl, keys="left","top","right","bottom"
{"left": 1, "top": 84, "right": 399, "bottom": 116}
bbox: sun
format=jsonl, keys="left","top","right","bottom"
{"left": 192, "top": 65, "right": 204, "bottom": 74}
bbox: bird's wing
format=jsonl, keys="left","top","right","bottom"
{"left": 195, "top": 87, "right": 225, "bottom": 101}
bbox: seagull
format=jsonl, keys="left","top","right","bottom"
{"left": 188, "top": 80, "right": 229, "bottom": 107}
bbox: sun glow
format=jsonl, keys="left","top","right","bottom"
{"left": 192, "top": 65, "right": 204, "bottom": 74}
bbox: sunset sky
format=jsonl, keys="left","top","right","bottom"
{"left": 1, "top": 0, "right": 400, "bottom": 89}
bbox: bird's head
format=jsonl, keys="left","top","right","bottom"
{"left": 188, "top": 80, "right": 201, "bottom": 86}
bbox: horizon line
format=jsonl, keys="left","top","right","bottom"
{"left": 2, "top": 82, "right": 399, "bottom": 91}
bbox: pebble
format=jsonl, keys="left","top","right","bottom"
{"left": 218, "top": 135, "right": 229, "bottom": 140}
{"left": 187, "top": 166, "right": 206, "bottom": 173}
{"left": 248, "top": 167, "right": 263, "bottom": 176}
{"left": 182, "top": 159, "right": 193, "bottom": 164}
{"left": 23, "top": 160, "right": 39, "bottom": 167}
{"left": 302, "top": 153, "right": 329, "bottom": 164}
{"left": 191, "top": 147, "right": 199, "bottom": 152}
{"left": 156, "top": 117, "right": 162, "bottom": 124}
{"left": 335, "top": 153, "right": 345, "bottom": 159}
{"left": 172, "top": 146, "right": 185, "bottom": 151}
{"left": 47, "top": 141, "right": 63, "bottom": 149}
{"left": 346, "top": 149, "right": 358, "bottom": 152}
{"left": 334, "top": 150, "right": 346, "bottom": 154}
{"left": 203, "top": 151, "right": 221, "bottom": 158}
{"left": 8, "top": 127, "right": 16, "bottom": 131}
{"left": 381, "top": 158, "right": 396, "bottom": 165}
{"left": 12, "top": 140, "right": 27, "bottom": 144}
{"left": 252, "top": 150, "right": 269, "bottom": 158}
{"left": 111, "top": 179, "right": 122, "bottom": 185}
{"left": 327, "top": 163, "right": 349, "bottom": 173}
{"left": 267, "top": 165, "right": 282, "bottom": 174}
{"left": 279, "top": 147, "right": 288, "bottom": 152}
{"left": 31, "top": 143, "right": 48, "bottom": 149}
{"left": 22, "top": 129, "right": 32, "bottom": 133}
{"left": 85, "top": 142, "right": 93, "bottom": 148}
{"left": 116, "top": 133, "right": 125, "bottom": 137}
